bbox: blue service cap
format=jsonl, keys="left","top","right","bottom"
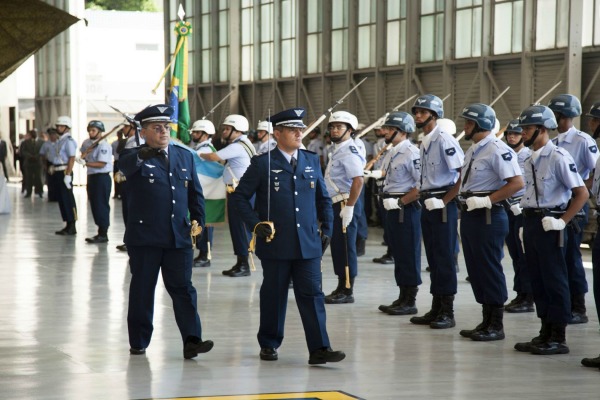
{"left": 134, "top": 104, "right": 174, "bottom": 124}
{"left": 268, "top": 108, "right": 307, "bottom": 128}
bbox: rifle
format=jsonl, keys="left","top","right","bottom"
{"left": 80, "top": 122, "right": 125, "bottom": 159}
{"left": 364, "top": 142, "right": 392, "bottom": 172}
{"left": 301, "top": 77, "right": 368, "bottom": 139}
{"left": 202, "top": 91, "right": 234, "bottom": 120}
{"left": 355, "top": 94, "right": 417, "bottom": 139}
{"left": 456, "top": 87, "right": 510, "bottom": 141}
{"left": 109, "top": 105, "right": 143, "bottom": 146}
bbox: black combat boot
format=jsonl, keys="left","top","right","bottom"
{"left": 356, "top": 237, "right": 366, "bottom": 257}
{"left": 378, "top": 287, "right": 403, "bottom": 313}
{"left": 471, "top": 306, "right": 505, "bottom": 341}
{"left": 222, "top": 256, "right": 242, "bottom": 276}
{"left": 410, "top": 296, "right": 441, "bottom": 325}
{"left": 56, "top": 221, "right": 77, "bottom": 235}
{"left": 514, "top": 319, "right": 551, "bottom": 352}
{"left": 86, "top": 228, "right": 108, "bottom": 243}
{"left": 325, "top": 278, "right": 354, "bottom": 304}
{"left": 569, "top": 293, "right": 588, "bottom": 324}
{"left": 460, "top": 304, "right": 490, "bottom": 338}
{"left": 530, "top": 323, "right": 569, "bottom": 355}
{"left": 387, "top": 286, "right": 418, "bottom": 315}
{"left": 430, "top": 295, "right": 455, "bottom": 329}
{"left": 372, "top": 251, "right": 394, "bottom": 264}
{"left": 229, "top": 256, "right": 251, "bottom": 277}
{"left": 193, "top": 251, "right": 210, "bottom": 267}
{"left": 505, "top": 293, "right": 535, "bottom": 313}
{"left": 581, "top": 354, "right": 600, "bottom": 368}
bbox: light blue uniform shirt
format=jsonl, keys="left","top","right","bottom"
{"left": 553, "top": 127, "right": 598, "bottom": 180}
{"left": 49, "top": 133, "right": 77, "bottom": 165}
{"left": 383, "top": 139, "right": 420, "bottom": 193}
{"left": 460, "top": 134, "right": 521, "bottom": 192}
{"left": 39, "top": 140, "right": 56, "bottom": 160}
{"left": 353, "top": 137, "right": 368, "bottom": 167}
{"left": 520, "top": 140, "right": 584, "bottom": 209}
{"left": 81, "top": 138, "right": 113, "bottom": 175}
{"left": 217, "top": 135, "right": 255, "bottom": 184}
{"left": 420, "top": 125, "right": 464, "bottom": 191}
{"left": 590, "top": 155, "right": 600, "bottom": 206}
{"left": 513, "top": 146, "right": 532, "bottom": 197}
{"left": 325, "top": 139, "right": 365, "bottom": 197}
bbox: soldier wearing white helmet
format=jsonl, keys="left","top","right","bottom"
{"left": 201, "top": 114, "right": 256, "bottom": 277}
{"left": 256, "top": 120, "right": 276, "bottom": 155}
{"left": 306, "top": 126, "right": 325, "bottom": 169}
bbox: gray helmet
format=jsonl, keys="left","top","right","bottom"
{"left": 382, "top": 112, "right": 416, "bottom": 133}
{"left": 505, "top": 119, "right": 523, "bottom": 134}
{"left": 411, "top": 94, "right": 444, "bottom": 118}
{"left": 87, "top": 120, "right": 105, "bottom": 132}
{"left": 459, "top": 103, "right": 496, "bottom": 131}
{"left": 518, "top": 105, "right": 558, "bottom": 129}
{"left": 548, "top": 94, "right": 582, "bottom": 118}
{"left": 586, "top": 101, "right": 600, "bottom": 119}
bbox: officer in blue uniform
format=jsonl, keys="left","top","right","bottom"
{"left": 503, "top": 120, "right": 535, "bottom": 313}
{"left": 548, "top": 94, "right": 598, "bottom": 324}
{"left": 455, "top": 104, "right": 523, "bottom": 342}
{"left": 119, "top": 104, "right": 213, "bottom": 359}
{"left": 230, "top": 108, "right": 345, "bottom": 365}
{"left": 514, "top": 105, "right": 588, "bottom": 356}
{"left": 410, "top": 95, "right": 464, "bottom": 329}
{"left": 78, "top": 120, "right": 113, "bottom": 243}
{"left": 51, "top": 115, "right": 78, "bottom": 235}
{"left": 324, "top": 111, "right": 365, "bottom": 304}
{"left": 374, "top": 112, "right": 423, "bottom": 316}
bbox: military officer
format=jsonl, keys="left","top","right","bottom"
{"left": 50, "top": 115, "right": 78, "bottom": 235}
{"left": 256, "top": 120, "right": 276, "bottom": 155}
{"left": 503, "top": 120, "right": 535, "bottom": 313}
{"left": 410, "top": 94, "right": 464, "bottom": 329}
{"left": 78, "top": 120, "right": 113, "bottom": 243}
{"left": 323, "top": 111, "right": 365, "bottom": 304}
{"left": 39, "top": 128, "right": 59, "bottom": 202}
{"left": 375, "top": 112, "right": 422, "bottom": 316}
{"left": 548, "top": 94, "right": 598, "bottom": 324}
{"left": 119, "top": 104, "right": 213, "bottom": 359}
{"left": 456, "top": 104, "right": 523, "bottom": 342}
{"left": 514, "top": 105, "right": 588, "bottom": 356}
{"left": 230, "top": 107, "right": 344, "bottom": 365}
{"left": 306, "top": 127, "right": 325, "bottom": 169}
{"left": 189, "top": 119, "right": 217, "bottom": 267}
{"left": 371, "top": 126, "right": 394, "bottom": 263}
{"left": 200, "top": 114, "right": 256, "bottom": 277}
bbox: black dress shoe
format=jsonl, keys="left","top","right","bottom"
{"left": 569, "top": 312, "right": 589, "bottom": 324}
{"left": 116, "top": 244, "right": 127, "bottom": 251}
{"left": 259, "top": 347, "right": 278, "bottom": 361}
{"left": 372, "top": 253, "right": 394, "bottom": 264}
{"left": 183, "top": 339, "right": 214, "bottom": 359}
{"left": 581, "top": 355, "right": 600, "bottom": 368}
{"left": 129, "top": 347, "right": 146, "bottom": 355}
{"left": 193, "top": 257, "right": 211, "bottom": 267}
{"left": 529, "top": 341, "right": 569, "bottom": 355}
{"left": 85, "top": 235, "right": 108, "bottom": 243}
{"left": 308, "top": 347, "right": 346, "bottom": 365}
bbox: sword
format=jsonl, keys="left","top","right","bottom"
{"left": 202, "top": 91, "right": 234, "bottom": 120}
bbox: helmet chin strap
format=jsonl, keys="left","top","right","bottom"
{"left": 330, "top": 127, "right": 349, "bottom": 144}
{"left": 465, "top": 126, "right": 484, "bottom": 141}
{"left": 384, "top": 130, "right": 399, "bottom": 144}
{"left": 506, "top": 138, "right": 523, "bottom": 149}
{"left": 416, "top": 115, "right": 433, "bottom": 129}
{"left": 524, "top": 128, "right": 540, "bottom": 147}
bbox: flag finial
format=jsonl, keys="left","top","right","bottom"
{"left": 178, "top": 4, "right": 185, "bottom": 21}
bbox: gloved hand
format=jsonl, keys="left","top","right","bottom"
{"left": 340, "top": 205, "right": 354, "bottom": 228}
{"left": 383, "top": 198, "right": 400, "bottom": 210}
{"left": 466, "top": 196, "right": 492, "bottom": 211}
{"left": 63, "top": 175, "right": 72, "bottom": 189}
{"left": 138, "top": 146, "right": 160, "bottom": 160}
{"left": 364, "top": 170, "right": 383, "bottom": 179}
{"left": 255, "top": 224, "right": 273, "bottom": 239}
{"left": 424, "top": 198, "right": 445, "bottom": 210}
{"left": 321, "top": 234, "right": 331, "bottom": 255}
{"left": 75, "top": 157, "right": 86, "bottom": 166}
{"left": 510, "top": 204, "right": 522, "bottom": 216}
{"left": 541, "top": 216, "right": 566, "bottom": 231}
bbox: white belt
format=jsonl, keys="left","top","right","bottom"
{"left": 331, "top": 193, "right": 350, "bottom": 204}
{"left": 53, "top": 165, "right": 68, "bottom": 172}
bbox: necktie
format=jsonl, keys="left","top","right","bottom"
{"left": 158, "top": 149, "right": 169, "bottom": 168}
{"left": 461, "top": 156, "right": 475, "bottom": 190}
{"left": 290, "top": 156, "right": 297, "bottom": 172}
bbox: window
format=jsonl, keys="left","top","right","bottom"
{"left": 357, "top": 0, "right": 376, "bottom": 69}
{"left": 331, "top": 0, "right": 349, "bottom": 71}
{"left": 386, "top": 0, "right": 407, "bottom": 65}
{"left": 241, "top": 0, "right": 254, "bottom": 81}
{"left": 281, "top": 0, "right": 296, "bottom": 77}
{"left": 306, "top": 0, "right": 322, "bottom": 73}
{"left": 455, "top": 0, "right": 482, "bottom": 58}
{"left": 218, "top": 0, "right": 230, "bottom": 82}
{"left": 200, "top": 0, "right": 212, "bottom": 83}
{"left": 420, "top": 0, "right": 444, "bottom": 62}
{"left": 583, "top": 0, "right": 600, "bottom": 46}
{"left": 493, "top": 0, "right": 523, "bottom": 54}
{"left": 260, "top": 0, "right": 274, "bottom": 79}
{"left": 535, "top": 0, "right": 568, "bottom": 50}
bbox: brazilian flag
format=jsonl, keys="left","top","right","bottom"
{"left": 169, "top": 21, "right": 191, "bottom": 144}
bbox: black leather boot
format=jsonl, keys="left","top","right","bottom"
{"left": 581, "top": 354, "right": 600, "bottom": 368}
{"left": 356, "top": 237, "right": 366, "bottom": 257}
{"left": 372, "top": 251, "right": 394, "bottom": 264}
{"left": 530, "top": 323, "right": 569, "bottom": 355}
{"left": 325, "top": 278, "right": 354, "bottom": 304}
{"left": 410, "top": 296, "right": 441, "bottom": 325}
{"left": 460, "top": 304, "right": 490, "bottom": 338}
{"left": 378, "top": 288, "right": 403, "bottom": 313}
{"left": 229, "top": 256, "right": 251, "bottom": 277}
{"left": 506, "top": 293, "right": 535, "bottom": 313}
{"left": 86, "top": 228, "right": 108, "bottom": 243}
{"left": 194, "top": 251, "right": 210, "bottom": 267}
{"left": 222, "top": 256, "right": 242, "bottom": 276}
{"left": 430, "top": 295, "right": 455, "bottom": 329}
{"left": 569, "top": 293, "right": 588, "bottom": 324}
{"left": 514, "top": 319, "right": 551, "bottom": 352}
{"left": 471, "top": 306, "right": 505, "bottom": 341}
{"left": 387, "top": 286, "right": 418, "bottom": 315}
{"left": 56, "top": 221, "right": 77, "bottom": 235}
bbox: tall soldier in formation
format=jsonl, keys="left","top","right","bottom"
{"left": 375, "top": 112, "right": 422, "bottom": 316}
{"left": 324, "top": 111, "right": 365, "bottom": 304}
{"left": 547, "top": 94, "right": 598, "bottom": 324}
{"left": 503, "top": 120, "right": 535, "bottom": 313}
{"left": 51, "top": 116, "right": 78, "bottom": 235}
{"left": 371, "top": 126, "right": 394, "bottom": 263}
{"left": 79, "top": 120, "right": 113, "bottom": 243}
{"left": 410, "top": 94, "right": 464, "bottom": 329}
{"left": 200, "top": 114, "right": 256, "bottom": 277}
{"left": 456, "top": 104, "right": 523, "bottom": 342}
{"left": 514, "top": 105, "right": 588, "bottom": 355}
{"left": 256, "top": 120, "right": 276, "bottom": 155}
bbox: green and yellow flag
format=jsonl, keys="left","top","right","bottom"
{"left": 168, "top": 21, "right": 192, "bottom": 144}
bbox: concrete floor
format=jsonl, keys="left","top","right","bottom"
{"left": 0, "top": 183, "right": 599, "bottom": 400}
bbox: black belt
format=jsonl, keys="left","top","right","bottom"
{"left": 420, "top": 185, "right": 453, "bottom": 199}
{"left": 381, "top": 192, "right": 407, "bottom": 199}
{"left": 522, "top": 208, "right": 564, "bottom": 218}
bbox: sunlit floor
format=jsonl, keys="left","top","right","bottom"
{"left": 0, "top": 183, "right": 599, "bottom": 400}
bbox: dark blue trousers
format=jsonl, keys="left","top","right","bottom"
{"left": 461, "top": 207, "right": 508, "bottom": 305}
{"left": 357, "top": 187, "right": 368, "bottom": 240}
{"left": 196, "top": 226, "right": 214, "bottom": 252}
{"left": 505, "top": 213, "right": 532, "bottom": 294}
{"left": 591, "top": 223, "right": 600, "bottom": 323}
{"left": 127, "top": 246, "right": 202, "bottom": 349}
{"left": 258, "top": 258, "right": 330, "bottom": 352}
{"left": 565, "top": 202, "right": 589, "bottom": 295}
{"left": 55, "top": 171, "right": 77, "bottom": 222}
{"left": 421, "top": 201, "right": 458, "bottom": 295}
{"left": 227, "top": 192, "right": 253, "bottom": 256}
{"left": 331, "top": 202, "right": 360, "bottom": 278}
{"left": 523, "top": 215, "right": 571, "bottom": 323}
{"left": 386, "top": 205, "right": 422, "bottom": 286}
{"left": 86, "top": 173, "right": 111, "bottom": 230}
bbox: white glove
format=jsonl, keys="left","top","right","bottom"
{"left": 541, "top": 216, "right": 566, "bottom": 231}
{"left": 63, "top": 175, "right": 72, "bottom": 189}
{"left": 383, "top": 198, "right": 400, "bottom": 210}
{"left": 424, "top": 198, "right": 445, "bottom": 210}
{"left": 466, "top": 196, "right": 492, "bottom": 211}
{"left": 340, "top": 205, "right": 354, "bottom": 228}
{"left": 75, "top": 157, "right": 86, "bottom": 166}
{"left": 510, "top": 204, "right": 522, "bottom": 216}
{"left": 364, "top": 170, "right": 383, "bottom": 179}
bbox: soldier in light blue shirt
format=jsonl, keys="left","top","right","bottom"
{"left": 51, "top": 115, "right": 78, "bottom": 235}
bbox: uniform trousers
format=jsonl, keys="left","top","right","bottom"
{"left": 505, "top": 212, "right": 532, "bottom": 294}
{"left": 127, "top": 246, "right": 202, "bottom": 349}
{"left": 226, "top": 192, "right": 253, "bottom": 256}
{"left": 331, "top": 202, "right": 360, "bottom": 278}
{"left": 356, "top": 188, "right": 368, "bottom": 240}
{"left": 461, "top": 207, "right": 508, "bottom": 305}
{"left": 86, "top": 173, "right": 111, "bottom": 230}
{"left": 421, "top": 201, "right": 458, "bottom": 295}
{"left": 54, "top": 171, "right": 77, "bottom": 222}
{"left": 591, "top": 222, "right": 600, "bottom": 322}
{"left": 564, "top": 202, "right": 589, "bottom": 295}
{"left": 523, "top": 215, "right": 571, "bottom": 323}
{"left": 258, "top": 258, "right": 330, "bottom": 352}
{"left": 386, "top": 205, "right": 422, "bottom": 286}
